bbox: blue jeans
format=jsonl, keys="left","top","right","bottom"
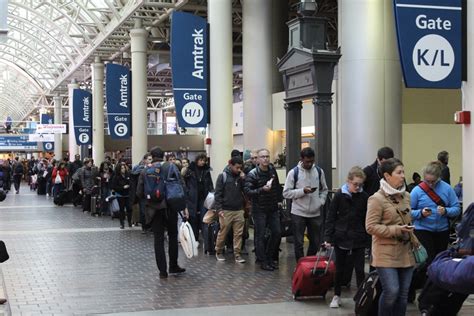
{"left": 377, "top": 266, "right": 414, "bottom": 316}
{"left": 252, "top": 210, "right": 281, "bottom": 265}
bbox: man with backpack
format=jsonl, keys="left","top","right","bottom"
{"left": 136, "top": 147, "right": 186, "bottom": 279}
{"left": 214, "top": 156, "right": 246, "bottom": 264}
{"left": 283, "top": 147, "right": 328, "bottom": 263}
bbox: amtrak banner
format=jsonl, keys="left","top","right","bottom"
{"left": 393, "top": 0, "right": 462, "bottom": 88}
{"left": 40, "top": 113, "right": 54, "bottom": 151}
{"left": 171, "top": 12, "right": 208, "bottom": 128}
{"left": 72, "top": 89, "right": 92, "bottom": 145}
{"left": 106, "top": 64, "right": 131, "bottom": 139}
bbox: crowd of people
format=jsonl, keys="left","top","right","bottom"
{"left": 0, "top": 146, "right": 468, "bottom": 315}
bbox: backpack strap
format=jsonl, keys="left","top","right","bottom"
{"left": 418, "top": 182, "right": 446, "bottom": 206}
{"left": 292, "top": 165, "right": 323, "bottom": 191}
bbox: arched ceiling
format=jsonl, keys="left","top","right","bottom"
{"left": 0, "top": 0, "right": 337, "bottom": 121}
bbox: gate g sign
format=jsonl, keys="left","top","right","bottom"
{"left": 106, "top": 64, "right": 131, "bottom": 139}
{"left": 171, "top": 12, "right": 208, "bottom": 128}
{"left": 72, "top": 89, "right": 92, "bottom": 145}
{"left": 394, "top": 0, "right": 462, "bottom": 88}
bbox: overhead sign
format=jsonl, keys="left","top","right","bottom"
{"left": 0, "top": 136, "right": 37, "bottom": 150}
{"left": 40, "top": 114, "right": 54, "bottom": 151}
{"left": 73, "top": 89, "right": 92, "bottom": 145}
{"left": 35, "top": 124, "right": 66, "bottom": 134}
{"left": 40, "top": 114, "right": 54, "bottom": 125}
{"left": 28, "top": 134, "right": 55, "bottom": 142}
{"left": 171, "top": 11, "right": 209, "bottom": 128}
{"left": 106, "top": 64, "right": 131, "bottom": 139}
{"left": 393, "top": 0, "right": 462, "bottom": 88}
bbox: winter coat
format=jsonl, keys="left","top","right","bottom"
{"left": 111, "top": 173, "right": 131, "bottom": 197}
{"left": 282, "top": 162, "right": 328, "bottom": 218}
{"left": 410, "top": 180, "right": 460, "bottom": 232}
{"left": 79, "top": 167, "right": 98, "bottom": 193}
{"left": 52, "top": 168, "right": 68, "bottom": 184}
{"left": 184, "top": 162, "right": 214, "bottom": 214}
{"left": 366, "top": 189, "right": 416, "bottom": 268}
{"left": 428, "top": 250, "right": 474, "bottom": 295}
{"left": 244, "top": 165, "right": 282, "bottom": 213}
{"left": 363, "top": 161, "right": 382, "bottom": 197}
{"left": 214, "top": 166, "right": 244, "bottom": 211}
{"left": 324, "top": 187, "right": 370, "bottom": 249}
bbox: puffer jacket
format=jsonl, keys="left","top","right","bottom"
{"left": 324, "top": 185, "right": 370, "bottom": 249}
{"left": 282, "top": 162, "right": 328, "bottom": 217}
{"left": 366, "top": 189, "right": 416, "bottom": 268}
{"left": 244, "top": 165, "right": 282, "bottom": 213}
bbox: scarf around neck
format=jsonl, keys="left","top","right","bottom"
{"left": 380, "top": 179, "right": 406, "bottom": 196}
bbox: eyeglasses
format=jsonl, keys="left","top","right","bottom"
{"left": 350, "top": 181, "right": 363, "bottom": 188}
{"left": 259, "top": 155, "right": 270, "bottom": 159}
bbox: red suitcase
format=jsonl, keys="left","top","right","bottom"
{"left": 292, "top": 248, "right": 335, "bottom": 300}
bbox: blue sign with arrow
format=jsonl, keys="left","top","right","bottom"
{"left": 106, "top": 64, "right": 131, "bottom": 139}
{"left": 393, "top": 0, "right": 462, "bottom": 88}
{"left": 171, "top": 11, "right": 209, "bottom": 128}
{"left": 72, "top": 89, "right": 93, "bottom": 145}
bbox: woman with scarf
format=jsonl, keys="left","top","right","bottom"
{"left": 366, "top": 158, "right": 418, "bottom": 316}
{"left": 324, "top": 166, "right": 369, "bottom": 308}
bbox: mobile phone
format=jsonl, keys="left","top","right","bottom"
{"left": 425, "top": 208, "right": 432, "bottom": 213}
{"left": 405, "top": 225, "right": 415, "bottom": 229}
{"left": 311, "top": 187, "right": 317, "bottom": 192}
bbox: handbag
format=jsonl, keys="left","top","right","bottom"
{"left": 203, "top": 192, "right": 215, "bottom": 210}
{"left": 0, "top": 241, "right": 9, "bottom": 263}
{"left": 165, "top": 164, "right": 186, "bottom": 211}
{"left": 179, "top": 220, "right": 199, "bottom": 258}
{"left": 54, "top": 173, "right": 62, "bottom": 184}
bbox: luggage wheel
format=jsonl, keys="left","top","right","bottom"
{"left": 293, "top": 290, "right": 300, "bottom": 301}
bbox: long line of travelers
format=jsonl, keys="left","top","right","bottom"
{"left": 3, "top": 146, "right": 472, "bottom": 315}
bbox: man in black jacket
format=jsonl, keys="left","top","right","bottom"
{"left": 362, "top": 147, "right": 394, "bottom": 196}
{"left": 437, "top": 150, "right": 450, "bottom": 184}
{"left": 244, "top": 148, "right": 282, "bottom": 271}
{"left": 214, "top": 156, "right": 246, "bottom": 264}
{"left": 136, "top": 146, "right": 186, "bottom": 279}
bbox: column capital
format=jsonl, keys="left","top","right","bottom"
{"left": 284, "top": 101, "right": 303, "bottom": 111}
{"left": 130, "top": 28, "right": 148, "bottom": 53}
{"left": 313, "top": 93, "right": 333, "bottom": 107}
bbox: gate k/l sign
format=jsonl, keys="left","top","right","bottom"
{"left": 394, "top": 0, "right": 462, "bottom": 88}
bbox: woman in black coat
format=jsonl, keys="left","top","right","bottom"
{"left": 111, "top": 163, "right": 132, "bottom": 229}
{"left": 324, "top": 166, "right": 370, "bottom": 309}
{"left": 183, "top": 154, "right": 214, "bottom": 253}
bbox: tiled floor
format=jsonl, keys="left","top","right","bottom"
{"left": 0, "top": 185, "right": 472, "bottom": 315}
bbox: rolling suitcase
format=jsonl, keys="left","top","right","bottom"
{"left": 418, "top": 279, "right": 468, "bottom": 316}
{"left": 37, "top": 177, "right": 46, "bottom": 195}
{"left": 291, "top": 247, "right": 335, "bottom": 300}
{"left": 354, "top": 270, "right": 381, "bottom": 316}
{"left": 90, "top": 196, "right": 99, "bottom": 215}
{"left": 206, "top": 221, "right": 219, "bottom": 255}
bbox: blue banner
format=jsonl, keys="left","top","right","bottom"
{"left": 106, "top": 64, "right": 132, "bottom": 139}
{"left": 0, "top": 136, "right": 37, "bottom": 150}
{"left": 171, "top": 12, "right": 209, "bottom": 128}
{"left": 40, "top": 114, "right": 54, "bottom": 151}
{"left": 72, "top": 89, "right": 92, "bottom": 145}
{"left": 393, "top": 0, "right": 462, "bottom": 88}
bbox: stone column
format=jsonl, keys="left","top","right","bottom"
{"left": 338, "top": 0, "right": 402, "bottom": 183}
{"left": 130, "top": 19, "right": 148, "bottom": 165}
{"left": 285, "top": 101, "right": 302, "bottom": 173}
{"left": 91, "top": 56, "right": 105, "bottom": 164}
{"left": 461, "top": 0, "right": 474, "bottom": 210}
{"left": 243, "top": 0, "right": 273, "bottom": 154}
{"left": 53, "top": 96, "right": 63, "bottom": 160}
{"left": 68, "top": 80, "right": 80, "bottom": 159}
{"left": 208, "top": 0, "right": 233, "bottom": 181}
{"left": 314, "top": 94, "right": 333, "bottom": 189}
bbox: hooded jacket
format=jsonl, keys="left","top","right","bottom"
{"left": 214, "top": 166, "right": 244, "bottom": 211}
{"left": 184, "top": 162, "right": 214, "bottom": 213}
{"left": 282, "top": 162, "right": 328, "bottom": 218}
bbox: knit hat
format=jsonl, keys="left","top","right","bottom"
{"left": 243, "top": 150, "right": 251, "bottom": 161}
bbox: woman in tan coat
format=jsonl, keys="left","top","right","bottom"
{"left": 366, "top": 158, "right": 417, "bottom": 316}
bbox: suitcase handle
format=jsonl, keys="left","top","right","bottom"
{"left": 312, "top": 246, "right": 334, "bottom": 276}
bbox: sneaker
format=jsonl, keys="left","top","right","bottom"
{"left": 216, "top": 253, "right": 226, "bottom": 261}
{"left": 169, "top": 266, "right": 186, "bottom": 274}
{"left": 330, "top": 295, "right": 341, "bottom": 308}
{"left": 235, "top": 255, "right": 246, "bottom": 263}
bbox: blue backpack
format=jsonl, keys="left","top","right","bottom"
{"left": 164, "top": 163, "right": 186, "bottom": 211}
{"left": 143, "top": 162, "right": 166, "bottom": 203}
{"left": 456, "top": 202, "right": 474, "bottom": 255}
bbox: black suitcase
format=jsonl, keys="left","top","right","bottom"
{"left": 418, "top": 279, "right": 468, "bottom": 316}
{"left": 54, "top": 191, "right": 67, "bottom": 206}
{"left": 90, "top": 196, "right": 100, "bottom": 215}
{"left": 207, "top": 221, "right": 220, "bottom": 254}
{"left": 37, "top": 178, "right": 46, "bottom": 195}
{"left": 354, "top": 270, "right": 381, "bottom": 316}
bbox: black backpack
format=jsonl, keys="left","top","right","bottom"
{"left": 354, "top": 270, "right": 382, "bottom": 316}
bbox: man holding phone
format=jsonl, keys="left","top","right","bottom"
{"left": 283, "top": 147, "right": 329, "bottom": 262}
